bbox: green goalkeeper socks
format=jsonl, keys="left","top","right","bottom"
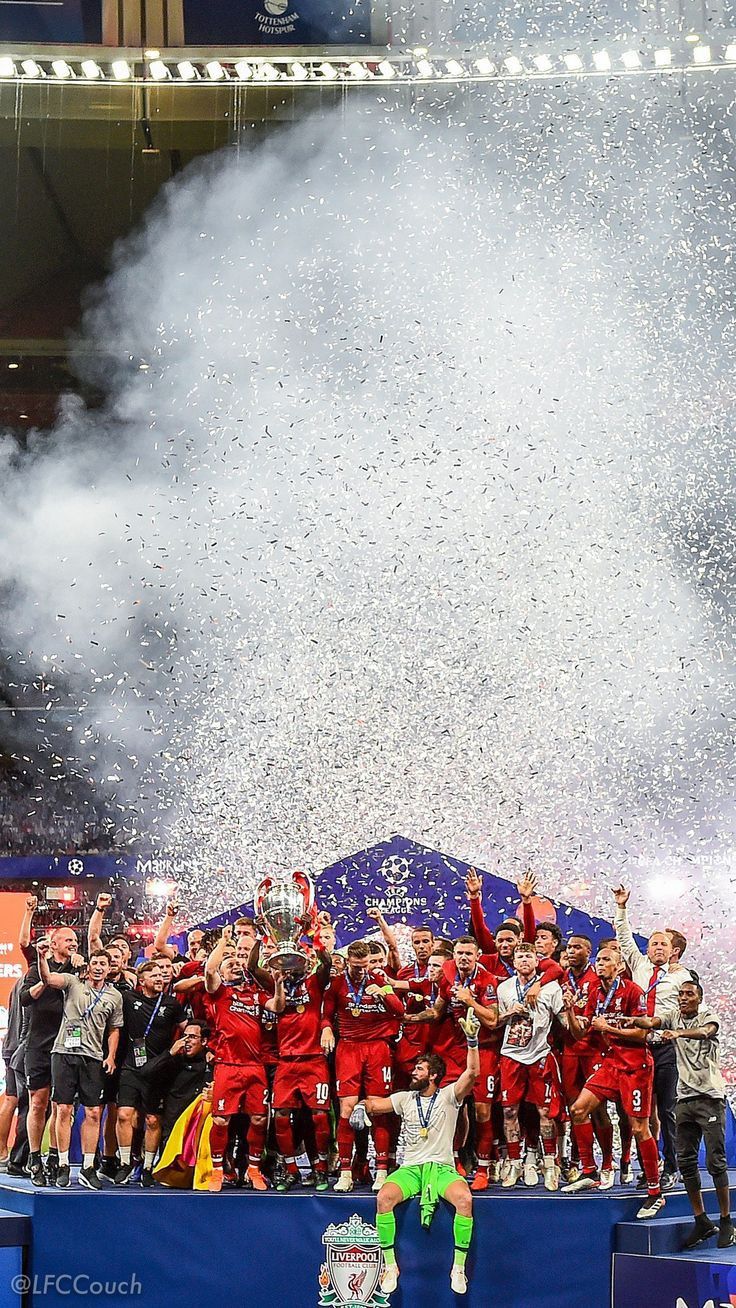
{"left": 453, "top": 1214, "right": 473, "bottom": 1270}
{"left": 376, "top": 1212, "right": 397, "bottom": 1267}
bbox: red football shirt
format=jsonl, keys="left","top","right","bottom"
{"left": 277, "top": 971, "right": 328, "bottom": 1058}
{"left": 205, "top": 979, "right": 269, "bottom": 1065}
{"left": 322, "top": 970, "right": 404, "bottom": 1042}
{"left": 582, "top": 977, "right": 651, "bottom": 1070}
{"left": 438, "top": 962, "right": 498, "bottom": 1054}
{"left": 560, "top": 964, "right": 600, "bottom": 1054}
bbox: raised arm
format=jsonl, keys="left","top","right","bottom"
{"left": 264, "top": 973, "right": 286, "bottom": 1014}
{"left": 204, "top": 926, "right": 232, "bottom": 994}
{"left": 453, "top": 1011, "right": 481, "bottom": 1100}
{"left": 88, "top": 892, "right": 112, "bottom": 955}
{"left": 366, "top": 909, "right": 401, "bottom": 974}
{"left": 36, "top": 940, "right": 68, "bottom": 988}
{"left": 517, "top": 873, "right": 538, "bottom": 943}
{"left": 612, "top": 885, "right": 647, "bottom": 973}
{"left": 19, "top": 895, "right": 37, "bottom": 951}
{"left": 466, "top": 869, "right": 496, "bottom": 953}
{"left": 152, "top": 901, "right": 179, "bottom": 961}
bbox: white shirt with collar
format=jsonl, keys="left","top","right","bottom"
{"left": 614, "top": 906, "right": 692, "bottom": 1018}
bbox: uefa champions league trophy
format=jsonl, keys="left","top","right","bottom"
{"left": 255, "top": 870, "right": 316, "bottom": 974}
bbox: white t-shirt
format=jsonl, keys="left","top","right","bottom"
{"left": 496, "top": 977, "right": 563, "bottom": 1065}
{"left": 390, "top": 1084, "right": 462, "bottom": 1166}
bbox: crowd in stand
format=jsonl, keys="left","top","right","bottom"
{"left": 0, "top": 871, "right": 731, "bottom": 1256}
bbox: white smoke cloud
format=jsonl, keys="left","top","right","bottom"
{"left": 0, "top": 86, "right": 734, "bottom": 1027}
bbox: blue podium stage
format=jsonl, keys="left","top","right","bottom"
{"left": 1, "top": 1175, "right": 730, "bottom": 1308}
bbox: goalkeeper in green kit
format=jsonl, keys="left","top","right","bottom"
{"left": 351, "top": 1007, "right": 480, "bottom": 1296}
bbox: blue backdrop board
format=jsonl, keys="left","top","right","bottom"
{"left": 0, "top": 1176, "right": 707, "bottom": 1308}
{"left": 0, "top": 0, "right": 100, "bottom": 42}
{"left": 314, "top": 834, "right": 646, "bottom": 952}
{"left": 182, "top": 0, "right": 371, "bottom": 44}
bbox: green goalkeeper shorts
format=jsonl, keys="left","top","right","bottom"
{"left": 387, "top": 1163, "right": 460, "bottom": 1202}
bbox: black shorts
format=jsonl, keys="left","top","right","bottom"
{"left": 51, "top": 1053, "right": 105, "bottom": 1108}
{"left": 117, "top": 1067, "right": 165, "bottom": 1116}
{"left": 102, "top": 1065, "right": 122, "bottom": 1105}
{"left": 3, "top": 1058, "right": 19, "bottom": 1099}
{"left": 25, "top": 1047, "right": 53, "bottom": 1093}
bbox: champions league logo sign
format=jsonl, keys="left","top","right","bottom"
{"left": 318, "top": 1215, "right": 388, "bottom": 1307}
{"left": 364, "top": 853, "right": 429, "bottom": 919}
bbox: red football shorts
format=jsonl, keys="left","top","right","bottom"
{"left": 500, "top": 1053, "right": 562, "bottom": 1116}
{"left": 335, "top": 1040, "right": 393, "bottom": 1098}
{"left": 439, "top": 1046, "right": 500, "bottom": 1104}
{"left": 212, "top": 1061, "right": 269, "bottom": 1118}
{"left": 561, "top": 1050, "right": 603, "bottom": 1106}
{"left": 583, "top": 1059, "right": 653, "bottom": 1120}
{"left": 272, "top": 1055, "right": 332, "bottom": 1111}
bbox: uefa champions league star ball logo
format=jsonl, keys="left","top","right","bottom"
{"left": 318, "top": 1214, "right": 388, "bottom": 1307}
{"left": 377, "top": 855, "right": 410, "bottom": 886}
{"left": 67, "top": 858, "right": 84, "bottom": 875}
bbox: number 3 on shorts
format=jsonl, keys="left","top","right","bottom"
{"left": 631, "top": 1088, "right": 642, "bottom": 1113}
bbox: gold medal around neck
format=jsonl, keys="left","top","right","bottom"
{"left": 295, "top": 1003, "right": 305, "bottom": 1014}
{"left": 351, "top": 1006, "right": 361, "bottom": 1017}
{"left": 419, "top": 1127, "right": 429, "bottom": 1139}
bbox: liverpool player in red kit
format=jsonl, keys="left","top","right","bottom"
{"left": 204, "top": 926, "right": 285, "bottom": 1193}
{"left": 559, "top": 934, "right": 615, "bottom": 1188}
{"left": 320, "top": 940, "right": 404, "bottom": 1192}
{"left": 272, "top": 949, "right": 332, "bottom": 1191}
{"left": 565, "top": 947, "right": 663, "bottom": 1217}
{"left": 405, "top": 937, "right": 499, "bottom": 1184}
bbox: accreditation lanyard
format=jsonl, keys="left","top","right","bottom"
{"left": 132, "top": 993, "right": 163, "bottom": 1068}
{"left": 415, "top": 1091, "right": 439, "bottom": 1140}
{"left": 82, "top": 985, "right": 109, "bottom": 1020}
{"left": 453, "top": 965, "right": 478, "bottom": 999}
{"left": 346, "top": 975, "right": 367, "bottom": 1016}
{"left": 515, "top": 976, "right": 538, "bottom": 1005}
{"left": 595, "top": 979, "right": 620, "bottom": 1016}
{"left": 567, "top": 969, "right": 589, "bottom": 999}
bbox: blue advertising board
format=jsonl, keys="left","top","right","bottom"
{"left": 182, "top": 0, "right": 371, "bottom": 45}
{"left": 0, "top": 0, "right": 100, "bottom": 43}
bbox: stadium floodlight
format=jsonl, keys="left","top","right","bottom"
{"left": 475, "top": 57, "right": 495, "bottom": 76}
{"left": 692, "top": 44, "right": 711, "bottom": 63}
{"left": 205, "top": 61, "right": 226, "bottom": 80}
{"left": 148, "top": 59, "right": 169, "bottom": 80}
{"left": 726, "top": 44, "right": 736, "bottom": 60}
{"left": 533, "top": 54, "right": 553, "bottom": 72}
{"left": 51, "top": 59, "right": 73, "bottom": 79}
{"left": 563, "top": 52, "right": 583, "bottom": 71}
{"left": 654, "top": 47, "right": 672, "bottom": 66}
{"left": 592, "top": 50, "right": 611, "bottom": 71}
{"left": 81, "top": 59, "right": 102, "bottom": 79}
{"left": 416, "top": 59, "right": 435, "bottom": 77}
{"left": 0, "top": 58, "right": 15, "bottom": 78}
{"left": 319, "top": 61, "right": 339, "bottom": 79}
{"left": 289, "top": 61, "right": 309, "bottom": 80}
{"left": 21, "top": 59, "right": 43, "bottom": 78}
{"left": 111, "top": 60, "right": 132, "bottom": 80}
{"left": 235, "top": 60, "right": 253, "bottom": 80}
{"left": 378, "top": 60, "right": 396, "bottom": 77}
{"left": 444, "top": 59, "right": 464, "bottom": 76}
{"left": 503, "top": 56, "right": 523, "bottom": 74}
{"left": 177, "top": 60, "right": 198, "bottom": 80}
{"left": 348, "top": 61, "right": 370, "bottom": 78}
{"left": 621, "top": 50, "right": 641, "bottom": 68}
{"left": 258, "top": 62, "right": 280, "bottom": 80}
